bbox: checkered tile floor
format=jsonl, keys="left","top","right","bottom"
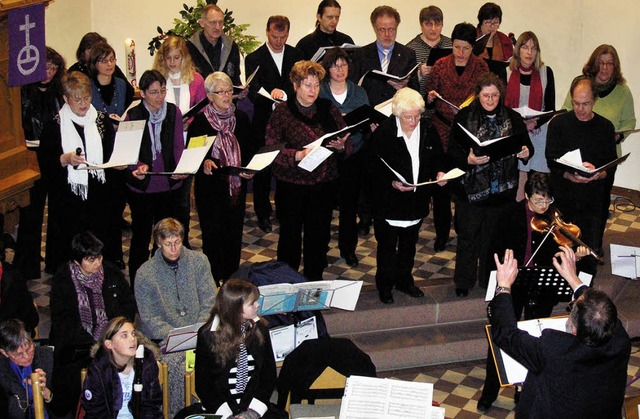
{"left": 20, "top": 194, "right": 640, "bottom": 418}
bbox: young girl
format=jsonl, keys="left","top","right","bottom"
{"left": 82, "top": 316, "right": 162, "bottom": 418}
{"left": 195, "top": 279, "right": 277, "bottom": 419}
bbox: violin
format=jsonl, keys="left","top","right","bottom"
{"left": 530, "top": 206, "right": 604, "bottom": 264}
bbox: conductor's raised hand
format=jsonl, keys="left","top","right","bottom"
{"left": 494, "top": 249, "right": 518, "bottom": 288}
{"left": 552, "top": 245, "right": 583, "bottom": 290}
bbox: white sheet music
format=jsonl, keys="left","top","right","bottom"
{"left": 173, "top": 136, "right": 215, "bottom": 174}
{"left": 83, "top": 120, "right": 145, "bottom": 169}
{"left": 238, "top": 150, "right": 280, "bottom": 171}
{"left": 610, "top": 243, "right": 640, "bottom": 279}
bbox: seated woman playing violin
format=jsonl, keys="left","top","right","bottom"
{"left": 477, "top": 172, "right": 590, "bottom": 412}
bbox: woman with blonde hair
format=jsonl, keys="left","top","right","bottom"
{"left": 195, "top": 279, "right": 277, "bottom": 418}
{"left": 505, "top": 31, "right": 555, "bottom": 200}
{"left": 152, "top": 35, "right": 207, "bottom": 124}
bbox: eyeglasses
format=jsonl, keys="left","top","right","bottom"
{"left": 161, "top": 238, "right": 182, "bottom": 249}
{"left": 300, "top": 82, "right": 320, "bottom": 90}
{"left": 46, "top": 64, "right": 58, "bottom": 72}
{"left": 69, "top": 96, "right": 91, "bottom": 105}
{"left": 375, "top": 26, "right": 397, "bottom": 35}
{"left": 147, "top": 88, "right": 167, "bottom": 96}
{"left": 520, "top": 45, "right": 538, "bottom": 53}
{"left": 531, "top": 197, "right": 554, "bottom": 206}
{"left": 597, "top": 61, "right": 614, "bottom": 68}
{"left": 205, "top": 19, "right": 224, "bottom": 27}
{"left": 7, "top": 341, "right": 34, "bottom": 361}
{"left": 99, "top": 57, "right": 117, "bottom": 64}
{"left": 401, "top": 114, "right": 421, "bottom": 123}
{"left": 83, "top": 255, "right": 103, "bottom": 264}
{"left": 482, "top": 19, "right": 500, "bottom": 27}
{"left": 480, "top": 93, "right": 500, "bottom": 100}
{"left": 423, "top": 21, "right": 443, "bottom": 28}
{"left": 212, "top": 89, "right": 234, "bottom": 96}
{"left": 331, "top": 63, "right": 348, "bottom": 70}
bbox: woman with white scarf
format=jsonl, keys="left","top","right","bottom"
{"left": 38, "top": 71, "right": 117, "bottom": 275}
{"left": 187, "top": 72, "right": 254, "bottom": 286}
{"left": 125, "top": 70, "right": 187, "bottom": 286}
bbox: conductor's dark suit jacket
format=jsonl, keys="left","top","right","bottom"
{"left": 350, "top": 42, "right": 419, "bottom": 106}
{"left": 489, "top": 287, "right": 631, "bottom": 418}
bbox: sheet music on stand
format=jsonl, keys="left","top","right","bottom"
{"left": 485, "top": 268, "right": 593, "bottom": 301}
{"left": 611, "top": 244, "right": 640, "bottom": 279}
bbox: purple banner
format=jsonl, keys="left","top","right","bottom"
{"left": 8, "top": 3, "right": 46, "bottom": 87}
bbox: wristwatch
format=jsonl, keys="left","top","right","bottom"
{"left": 495, "top": 286, "right": 511, "bottom": 295}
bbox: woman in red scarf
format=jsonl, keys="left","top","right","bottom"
{"left": 187, "top": 72, "right": 254, "bottom": 286}
{"left": 504, "top": 31, "right": 555, "bottom": 200}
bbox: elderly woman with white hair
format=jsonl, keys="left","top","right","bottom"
{"left": 369, "top": 87, "right": 448, "bottom": 304}
{"left": 187, "top": 72, "right": 254, "bottom": 286}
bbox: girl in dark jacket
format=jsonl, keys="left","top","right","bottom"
{"left": 82, "top": 316, "right": 162, "bottom": 418}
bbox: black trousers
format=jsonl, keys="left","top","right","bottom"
{"left": 432, "top": 183, "right": 453, "bottom": 242}
{"left": 195, "top": 175, "right": 246, "bottom": 286}
{"left": 126, "top": 188, "right": 184, "bottom": 286}
{"left": 373, "top": 217, "right": 423, "bottom": 292}
{"left": 14, "top": 177, "right": 47, "bottom": 279}
{"left": 252, "top": 167, "right": 273, "bottom": 222}
{"left": 275, "top": 179, "right": 336, "bottom": 281}
{"left": 337, "top": 152, "right": 365, "bottom": 255}
{"left": 453, "top": 198, "right": 512, "bottom": 290}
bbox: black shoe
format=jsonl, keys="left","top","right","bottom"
{"left": 342, "top": 252, "right": 359, "bottom": 268}
{"left": 514, "top": 386, "right": 521, "bottom": 404}
{"left": 357, "top": 221, "right": 371, "bottom": 237}
{"left": 257, "top": 218, "right": 272, "bottom": 233}
{"left": 477, "top": 399, "right": 492, "bottom": 413}
{"left": 434, "top": 238, "right": 447, "bottom": 252}
{"left": 119, "top": 218, "right": 132, "bottom": 230}
{"left": 115, "top": 259, "right": 126, "bottom": 270}
{"left": 396, "top": 285, "right": 424, "bottom": 298}
{"left": 379, "top": 289, "right": 394, "bottom": 304}
{"left": 455, "top": 288, "right": 469, "bottom": 297}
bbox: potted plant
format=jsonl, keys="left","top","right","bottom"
{"left": 148, "top": 0, "right": 260, "bottom": 57}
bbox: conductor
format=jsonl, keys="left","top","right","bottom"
{"left": 489, "top": 246, "right": 631, "bottom": 418}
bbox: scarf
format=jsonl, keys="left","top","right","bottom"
{"left": 466, "top": 103, "right": 513, "bottom": 141}
{"left": 165, "top": 72, "right": 191, "bottom": 114}
{"left": 505, "top": 66, "right": 543, "bottom": 111}
{"left": 59, "top": 103, "right": 105, "bottom": 200}
{"left": 235, "top": 321, "right": 249, "bottom": 394}
{"left": 594, "top": 78, "right": 617, "bottom": 98}
{"left": 69, "top": 262, "right": 107, "bottom": 341}
{"left": 9, "top": 360, "right": 49, "bottom": 418}
{"left": 144, "top": 100, "right": 168, "bottom": 161}
{"left": 204, "top": 102, "right": 242, "bottom": 201}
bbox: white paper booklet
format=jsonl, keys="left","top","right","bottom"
{"left": 339, "top": 375, "right": 434, "bottom": 419}
{"left": 82, "top": 120, "right": 145, "bottom": 169}
{"left": 269, "top": 316, "right": 318, "bottom": 362}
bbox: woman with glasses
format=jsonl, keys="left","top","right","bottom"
{"left": 187, "top": 72, "right": 254, "bottom": 286}
{"left": 477, "top": 173, "right": 588, "bottom": 412}
{"left": 561, "top": 44, "right": 636, "bottom": 242}
{"left": 0, "top": 319, "right": 54, "bottom": 419}
{"left": 449, "top": 73, "right": 532, "bottom": 297}
{"left": 49, "top": 231, "right": 136, "bottom": 416}
{"left": 369, "top": 88, "right": 447, "bottom": 304}
{"left": 265, "top": 60, "right": 349, "bottom": 282}
{"left": 16, "top": 47, "right": 66, "bottom": 279}
{"left": 125, "top": 70, "right": 188, "bottom": 285}
{"left": 505, "top": 32, "right": 556, "bottom": 200}
{"left": 475, "top": 2, "right": 513, "bottom": 62}
{"left": 319, "top": 48, "right": 371, "bottom": 269}
{"left": 38, "top": 71, "right": 119, "bottom": 274}
{"left": 135, "top": 218, "right": 216, "bottom": 418}
{"left": 425, "top": 22, "right": 489, "bottom": 252}
{"left": 88, "top": 42, "right": 134, "bottom": 120}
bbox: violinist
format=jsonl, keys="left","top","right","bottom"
{"left": 477, "top": 172, "right": 588, "bottom": 413}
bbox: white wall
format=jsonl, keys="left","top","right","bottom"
{"left": 45, "top": 0, "right": 640, "bottom": 190}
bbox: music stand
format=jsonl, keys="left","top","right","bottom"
{"left": 515, "top": 266, "right": 575, "bottom": 303}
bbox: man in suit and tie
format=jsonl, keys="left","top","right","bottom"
{"left": 350, "top": 5, "right": 419, "bottom": 106}
{"left": 245, "top": 16, "right": 304, "bottom": 232}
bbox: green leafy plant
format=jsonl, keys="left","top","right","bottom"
{"left": 148, "top": 0, "right": 260, "bottom": 57}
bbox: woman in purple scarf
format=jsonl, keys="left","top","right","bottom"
{"left": 187, "top": 72, "right": 255, "bottom": 286}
